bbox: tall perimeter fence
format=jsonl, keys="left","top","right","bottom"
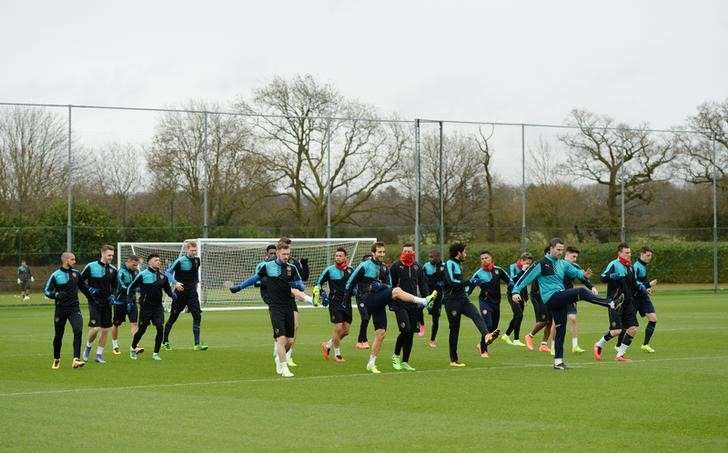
{"left": 0, "top": 102, "right": 725, "bottom": 290}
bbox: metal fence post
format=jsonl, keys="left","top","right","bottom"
{"left": 438, "top": 121, "right": 445, "bottom": 258}
{"left": 521, "top": 124, "right": 527, "bottom": 249}
{"left": 326, "top": 122, "right": 332, "bottom": 239}
{"left": 202, "top": 112, "right": 209, "bottom": 238}
{"left": 414, "top": 119, "right": 421, "bottom": 260}
{"left": 713, "top": 136, "right": 719, "bottom": 292}
{"left": 66, "top": 105, "right": 73, "bottom": 252}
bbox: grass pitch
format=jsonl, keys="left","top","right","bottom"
{"left": 1, "top": 287, "right": 727, "bottom": 451}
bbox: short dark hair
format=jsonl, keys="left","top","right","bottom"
{"left": 266, "top": 244, "right": 277, "bottom": 252}
{"left": 449, "top": 242, "right": 466, "bottom": 258}
{"left": 127, "top": 255, "right": 140, "bottom": 262}
{"left": 101, "top": 244, "right": 115, "bottom": 253}
{"left": 565, "top": 246, "right": 580, "bottom": 254}
{"left": 640, "top": 246, "right": 653, "bottom": 254}
{"left": 479, "top": 250, "right": 492, "bottom": 257}
{"left": 617, "top": 242, "right": 630, "bottom": 252}
{"left": 147, "top": 253, "right": 160, "bottom": 262}
{"left": 335, "top": 247, "right": 348, "bottom": 256}
{"left": 429, "top": 249, "right": 441, "bottom": 256}
{"left": 402, "top": 242, "right": 414, "bottom": 249}
{"left": 371, "top": 241, "right": 385, "bottom": 253}
{"left": 543, "top": 246, "right": 550, "bottom": 254}
{"left": 277, "top": 242, "right": 290, "bottom": 251}
{"left": 519, "top": 252, "right": 533, "bottom": 260}
{"left": 548, "top": 237, "right": 564, "bottom": 248}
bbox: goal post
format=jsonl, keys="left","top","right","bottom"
{"left": 197, "top": 238, "right": 377, "bottom": 310}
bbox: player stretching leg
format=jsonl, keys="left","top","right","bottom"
{"left": 512, "top": 238, "right": 622, "bottom": 370}
{"left": 345, "top": 241, "right": 437, "bottom": 374}
{"left": 504, "top": 253, "right": 533, "bottom": 347}
{"left": 443, "top": 242, "right": 499, "bottom": 367}
{"left": 389, "top": 242, "right": 430, "bottom": 371}
{"left": 468, "top": 251, "right": 513, "bottom": 357}
{"left": 423, "top": 250, "right": 446, "bottom": 348}
{"left": 523, "top": 247, "right": 553, "bottom": 353}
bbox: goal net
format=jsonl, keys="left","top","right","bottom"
{"left": 198, "top": 238, "right": 377, "bottom": 310}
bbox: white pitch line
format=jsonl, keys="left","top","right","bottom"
{"left": 1, "top": 355, "right": 727, "bottom": 398}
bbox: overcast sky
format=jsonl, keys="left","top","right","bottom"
{"left": 1, "top": 0, "right": 726, "bottom": 183}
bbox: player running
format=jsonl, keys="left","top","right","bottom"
{"left": 592, "top": 242, "right": 646, "bottom": 363}
{"left": 634, "top": 246, "right": 658, "bottom": 353}
{"left": 315, "top": 247, "right": 353, "bottom": 363}
{"left": 163, "top": 240, "right": 208, "bottom": 351}
{"left": 511, "top": 238, "right": 623, "bottom": 370}
{"left": 345, "top": 241, "right": 437, "bottom": 374}
{"left": 128, "top": 254, "right": 174, "bottom": 361}
{"left": 44, "top": 252, "right": 85, "bottom": 369}
{"left": 111, "top": 254, "right": 141, "bottom": 355}
{"left": 355, "top": 253, "right": 374, "bottom": 349}
{"left": 79, "top": 245, "right": 118, "bottom": 364}
{"left": 522, "top": 247, "right": 553, "bottom": 353}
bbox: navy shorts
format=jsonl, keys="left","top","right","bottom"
{"left": 609, "top": 301, "right": 638, "bottom": 330}
{"left": 171, "top": 290, "right": 201, "bottom": 315}
{"left": 363, "top": 288, "right": 392, "bottom": 330}
{"left": 634, "top": 296, "right": 655, "bottom": 317}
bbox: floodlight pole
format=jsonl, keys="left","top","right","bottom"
{"left": 620, "top": 150, "right": 626, "bottom": 242}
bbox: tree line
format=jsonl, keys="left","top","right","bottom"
{"left": 0, "top": 74, "right": 726, "bottom": 264}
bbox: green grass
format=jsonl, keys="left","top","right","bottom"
{"left": 1, "top": 287, "right": 727, "bottom": 451}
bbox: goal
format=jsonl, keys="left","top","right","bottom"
{"left": 197, "top": 238, "right": 377, "bottom": 309}
{"left": 117, "top": 238, "right": 377, "bottom": 310}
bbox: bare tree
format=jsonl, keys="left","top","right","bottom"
{"left": 147, "top": 101, "right": 270, "bottom": 227}
{"left": 237, "top": 74, "right": 407, "bottom": 233}
{"left": 559, "top": 109, "right": 676, "bottom": 227}
{"left": 92, "top": 143, "right": 143, "bottom": 224}
{"left": 473, "top": 126, "right": 497, "bottom": 241}
{"left": 675, "top": 99, "right": 728, "bottom": 184}
{"left": 527, "top": 135, "right": 563, "bottom": 186}
{"left": 0, "top": 107, "right": 67, "bottom": 212}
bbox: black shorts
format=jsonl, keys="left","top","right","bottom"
{"left": 634, "top": 296, "right": 655, "bottom": 317}
{"left": 171, "top": 290, "right": 201, "bottom": 315}
{"left": 608, "top": 301, "right": 639, "bottom": 330}
{"left": 88, "top": 302, "right": 112, "bottom": 328}
{"left": 139, "top": 303, "right": 165, "bottom": 326}
{"left": 391, "top": 302, "right": 418, "bottom": 334}
{"left": 113, "top": 303, "right": 138, "bottom": 326}
{"left": 567, "top": 302, "right": 578, "bottom": 316}
{"left": 532, "top": 296, "right": 551, "bottom": 323}
{"left": 20, "top": 280, "right": 31, "bottom": 291}
{"left": 269, "top": 304, "right": 295, "bottom": 338}
{"left": 329, "top": 299, "right": 353, "bottom": 324}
